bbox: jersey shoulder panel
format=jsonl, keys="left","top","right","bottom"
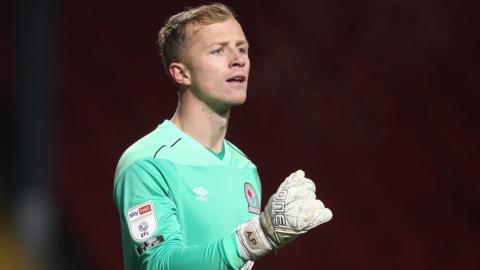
{"left": 225, "top": 139, "right": 257, "bottom": 169}
{"left": 115, "top": 120, "right": 225, "bottom": 182}
{"left": 115, "top": 121, "right": 181, "bottom": 180}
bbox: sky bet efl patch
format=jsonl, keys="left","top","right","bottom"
{"left": 127, "top": 201, "right": 157, "bottom": 241}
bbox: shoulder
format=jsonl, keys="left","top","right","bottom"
{"left": 225, "top": 139, "right": 257, "bottom": 169}
{"left": 225, "top": 139, "right": 248, "bottom": 158}
{"left": 115, "top": 121, "right": 182, "bottom": 179}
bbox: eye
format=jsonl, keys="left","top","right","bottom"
{"left": 211, "top": 48, "right": 224, "bottom": 54}
{"left": 238, "top": 47, "right": 248, "bottom": 54}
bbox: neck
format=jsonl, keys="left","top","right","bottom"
{"left": 171, "top": 91, "right": 230, "bottom": 153}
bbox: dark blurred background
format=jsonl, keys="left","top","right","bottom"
{"left": 1, "top": 0, "right": 479, "bottom": 269}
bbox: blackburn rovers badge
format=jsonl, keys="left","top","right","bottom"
{"left": 244, "top": 182, "right": 260, "bottom": 214}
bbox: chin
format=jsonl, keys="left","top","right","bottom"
{"left": 209, "top": 96, "right": 246, "bottom": 113}
{"left": 230, "top": 93, "right": 247, "bottom": 106}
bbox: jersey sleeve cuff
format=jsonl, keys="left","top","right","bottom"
{"left": 223, "top": 231, "right": 249, "bottom": 268}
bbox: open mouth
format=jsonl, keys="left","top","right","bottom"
{"left": 226, "top": 75, "right": 246, "bottom": 83}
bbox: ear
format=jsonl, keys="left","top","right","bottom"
{"left": 169, "top": 62, "right": 191, "bottom": 86}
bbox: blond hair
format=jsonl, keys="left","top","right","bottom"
{"left": 158, "top": 3, "right": 236, "bottom": 72}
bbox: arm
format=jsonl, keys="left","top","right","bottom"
{"left": 114, "top": 159, "right": 246, "bottom": 270}
{"left": 115, "top": 160, "right": 332, "bottom": 269}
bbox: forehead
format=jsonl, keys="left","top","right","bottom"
{"left": 186, "top": 18, "right": 247, "bottom": 48}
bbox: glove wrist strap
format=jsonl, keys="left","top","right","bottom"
{"left": 236, "top": 215, "right": 275, "bottom": 260}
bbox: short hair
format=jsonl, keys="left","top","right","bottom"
{"left": 158, "top": 3, "right": 236, "bottom": 73}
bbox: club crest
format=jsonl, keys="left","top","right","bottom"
{"left": 244, "top": 182, "right": 260, "bottom": 214}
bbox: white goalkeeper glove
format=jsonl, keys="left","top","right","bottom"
{"left": 236, "top": 170, "right": 333, "bottom": 260}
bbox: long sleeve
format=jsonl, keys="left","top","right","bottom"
{"left": 114, "top": 159, "right": 247, "bottom": 270}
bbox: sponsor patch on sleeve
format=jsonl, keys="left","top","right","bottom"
{"left": 127, "top": 201, "right": 157, "bottom": 241}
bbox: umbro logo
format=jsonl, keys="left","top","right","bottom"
{"left": 193, "top": 186, "right": 209, "bottom": 201}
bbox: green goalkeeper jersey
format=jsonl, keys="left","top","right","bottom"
{"left": 113, "top": 120, "right": 262, "bottom": 270}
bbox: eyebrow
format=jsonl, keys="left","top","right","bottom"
{"left": 206, "top": 40, "right": 249, "bottom": 48}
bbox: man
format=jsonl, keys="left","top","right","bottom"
{"left": 113, "top": 3, "right": 332, "bottom": 270}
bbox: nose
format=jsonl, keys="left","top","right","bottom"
{"left": 229, "top": 50, "right": 246, "bottom": 68}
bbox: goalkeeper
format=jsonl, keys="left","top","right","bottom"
{"left": 113, "top": 3, "right": 333, "bottom": 270}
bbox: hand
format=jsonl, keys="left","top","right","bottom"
{"left": 236, "top": 170, "right": 333, "bottom": 260}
